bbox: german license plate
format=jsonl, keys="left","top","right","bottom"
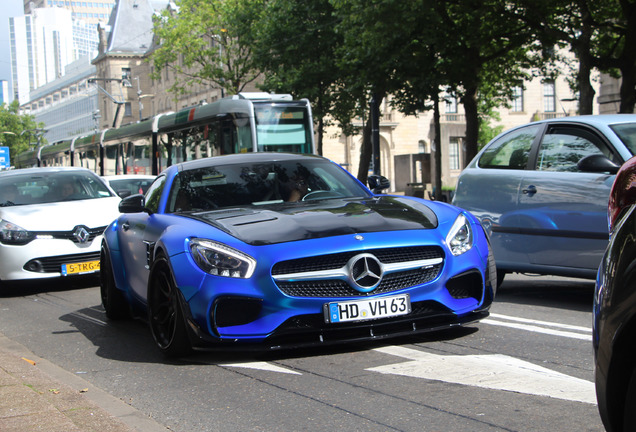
{"left": 61, "top": 260, "right": 100, "bottom": 276}
{"left": 325, "top": 294, "right": 411, "bottom": 323}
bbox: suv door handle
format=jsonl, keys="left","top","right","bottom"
{"left": 522, "top": 185, "right": 537, "bottom": 196}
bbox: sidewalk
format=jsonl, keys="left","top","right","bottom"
{"left": 0, "top": 333, "right": 168, "bottom": 432}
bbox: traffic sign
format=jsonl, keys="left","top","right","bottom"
{"left": 0, "top": 146, "right": 9, "bottom": 169}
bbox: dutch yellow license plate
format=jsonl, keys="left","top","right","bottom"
{"left": 61, "top": 260, "right": 100, "bottom": 276}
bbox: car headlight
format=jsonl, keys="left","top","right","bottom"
{"left": 446, "top": 213, "right": 473, "bottom": 256}
{"left": 189, "top": 238, "right": 256, "bottom": 278}
{"left": 0, "top": 219, "right": 36, "bottom": 245}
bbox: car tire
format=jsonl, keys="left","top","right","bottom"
{"left": 497, "top": 270, "right": 507, "bottom": 288}
{"left": 147, "top": 254, "right": 192, "bottom": 357}
{"left": 100, "top": 245, "right": 129, "bottom": 320}
{"left": 624, "top": 366, "right": 636, "bottom": 430}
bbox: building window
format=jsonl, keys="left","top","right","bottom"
{"left": 124, "top": 102, "right": 132, "bottom": 117}
{"left": 543, "top": 80, "right": 556, "bottom": 112}
{"left": 511, "top": 86, "right": 524, "bottom": 112}
{"left": 449, "top": 137, "right": 461, "bottom": 170}
{"left": 445, "top": 96, "right": 457, "bottom": 114}
{"left": 121, "top": 67, "right": 131, "bottom": 80}
{"left": 418, "top": 140, "right": 427, "bottom": 153}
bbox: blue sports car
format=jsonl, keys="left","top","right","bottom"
{"left": 101, "top": 153, "right": 496, "bottom": 356}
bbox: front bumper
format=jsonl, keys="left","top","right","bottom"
{"left": 0, "top": 236, "right": 103, "bottom": 281}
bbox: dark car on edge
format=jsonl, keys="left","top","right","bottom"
{"left": 594, "top": 155, "right": 636, "bottom": 432}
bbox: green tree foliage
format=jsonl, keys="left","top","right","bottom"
{"left": 146, "top": 0, "right": 636, "bottom": 182}
{"left": 0, "top": 101, "right": 43, "bottom": 164}
{"left": 330, "top": 0, "right": 540, "bottom": 175}
{"left": 250, "top": 0, "right": 346, "bottom": 156}
{"left": 588, "top": 0, "right": 636, "bottom": 113}
{"left": 150, "top": 0, "right": 262, "bottom": 96}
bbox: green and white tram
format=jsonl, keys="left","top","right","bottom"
{"left": 15, "top": 93, "right": 315, "bottom": 175}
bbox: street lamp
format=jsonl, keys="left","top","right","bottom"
{"left": 134, "top": 77, "right": 154, "bottom": 121}
{"left": 87, "top": 77, "right": 132, "bottom": 127}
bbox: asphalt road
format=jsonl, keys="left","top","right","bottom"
{"left": 0, "top": 273, "right": 603, "bottom": 432}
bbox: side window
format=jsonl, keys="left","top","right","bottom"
{"left": 478, "top": 124, "right": 541, "bottom": 169}
{"left": 144, "top": 175, "right": 166, "bottom": 213}
{"left": 536, "top": 127, "right": 611, "bottom": 172}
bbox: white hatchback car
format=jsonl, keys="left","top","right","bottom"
{"left": 0, "top": 167, "right": 121, "bottom": 284}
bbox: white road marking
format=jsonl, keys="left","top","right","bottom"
{"left": 481, "top": 313, "right": 592, "bottom": 341}
{"left": 220, "top": 361, "right": 302, "bottom": 375}
{"left": 370, "top": 345, "right": 596, "bottom": 404}
{"left": 489, "top": 313, "right": 592, "bottom": 332}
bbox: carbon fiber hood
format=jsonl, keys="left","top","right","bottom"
{"left": 187, "top": 196, "right": 438, "bottom": 246}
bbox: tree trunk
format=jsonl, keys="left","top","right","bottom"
{"left": 619, "top": 2, "right": 636, "bottom": 113}
{"left": 432, "top": 92, "right": 442, "bottom": 201}
{"left": 577, "top": 4, "right": 595, "bottom": 115}
{"left": 316, "top": 116, "right": 324, "bottom": 156}
{"left": 357, "top": 116, "right": 372, "bottom": 185}
{"left": 316, "top": 94, "right": 324, "bottom": 155}
{"left": 461, "top": 85, "right": 479, "bottom": 168}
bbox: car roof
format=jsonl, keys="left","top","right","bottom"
{"left": 0, "top": 166, "right": 94, "bottom": 178}
{"left": 171, "top": 152, "right": 327, "bottom": 173}
{"left": 102, "top": 174, "right": 156, "bottom": 180}
{"left": 529, "top": 114, "right": 636, "bottom": 128}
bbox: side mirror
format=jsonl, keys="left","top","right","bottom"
{"left": 368, "top": 175, "right": 391, "bottom": 194}
{"left": 118, "top": 193, "right": 147, "bottom": 213}
{"left": 577, "top": 154, "right": 620, "bottom": 174}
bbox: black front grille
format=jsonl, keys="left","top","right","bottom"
{"left": 276, "top": 266, "right": 441, "bottom": 298}
{"left": 272, "top": 246, "right": 444, "bottom": 275}
{"left": 35, "top": 225, "right": 107, "bottom": 244}
{"left": 24, "top": 252, "right": 101, "bottom": 273}
{"left": 272, "top": 246, "right": 444, "bottom": 298}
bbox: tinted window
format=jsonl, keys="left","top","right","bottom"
{"left": 478, "top": 125, "right": 541, "bottom": 169}
{"left": 0, "top": 171, "right": 113, "bottom": 206}
{"left": 168, "top": 159, "right": 369, "bottom": 212}
{"left": 610, "top": 123, "right": 636, "bottom": 155}
{"left": 536, "top": 126, "right": 613, "bottom": 172}
{"left": 144, "top": 175, "right": 166, "bottom": 213}
{"left": 108, "top": 178, "right": 154, "bottom": 197}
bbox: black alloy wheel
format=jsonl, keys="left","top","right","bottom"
{"left": 147, "top": 255, "right": 191, "bottom": 357}
{"left": 100, "top": 244, "right": 129, "bottom": 319}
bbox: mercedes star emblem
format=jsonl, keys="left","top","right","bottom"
{"left": 347, "top": 253, "right": 383, "bottom": 292}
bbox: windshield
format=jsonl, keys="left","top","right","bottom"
{"left": 254, "top": 105, "right": 313, "bottom": 154}
{"left": 168, "top": 159, "right": 369, "bottom": 212}
{"left": 107, "top": 177, "right": 155, "bottom": 198}
{"left": 610, "top": 123, "right": 636, "bottom": 155}
{"left": 0, "top": 171, "right": 114, "bottom": 207}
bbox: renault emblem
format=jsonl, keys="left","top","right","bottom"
{"left": 73, "top": 226, "right": 90, "bottom": 243}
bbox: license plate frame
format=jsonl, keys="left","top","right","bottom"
{"left": 61, "top": 260, "right": 100, "bottom": 276}
{"left": 324, "top": 293, "right": 411, "bottom": 324}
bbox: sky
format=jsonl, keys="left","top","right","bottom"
{"left": 0, "top": 0, "right": 26, "bottom": 102}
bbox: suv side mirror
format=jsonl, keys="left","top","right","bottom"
{"left": 577, "top": 154, "right": 620, "bottom": 174}
{"left": 368, "top": 175, "right": 391, "bottom": 194}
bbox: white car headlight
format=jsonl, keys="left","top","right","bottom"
{"left": 0, "top": 219, "right": 36, "bottom": 245}
{"left": 189, "top": 238, "right": 256, "bottom": 278}
{"left": 446, "top": 213, "right": 473, "bottom": 256}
